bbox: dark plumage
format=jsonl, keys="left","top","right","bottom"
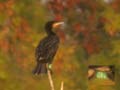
{"left": 33, "top": 21, "right": 64, "bottom": 75}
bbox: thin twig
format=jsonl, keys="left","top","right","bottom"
{"left": 60, "top": 81, "right": 64, "bottom": 90}
{"left": 47, "top": 70, "right": 55, "bottom": 90}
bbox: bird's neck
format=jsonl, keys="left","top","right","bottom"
{"left": 46, "top": 28, "right": 55, "bottom": 35}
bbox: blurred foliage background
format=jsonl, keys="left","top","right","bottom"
{"left": 0, "top": 0, "right": 120, "bottom": 90}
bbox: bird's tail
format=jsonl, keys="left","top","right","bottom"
{"left": 33, "top": 63, "right": 47, "bottom": 75}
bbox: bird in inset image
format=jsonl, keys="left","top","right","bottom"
{"left": 33, "top": 21, "right": 64, "bottom": 75}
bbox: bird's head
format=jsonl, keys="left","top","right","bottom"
{"left": 45, "top": 21, "right": 64, "bottom": 31}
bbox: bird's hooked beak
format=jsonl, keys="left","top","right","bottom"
{"left": 53, "top": 22, "right": 65, "bottom": 28}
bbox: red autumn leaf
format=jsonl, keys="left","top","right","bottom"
{"left": 54, "top": 14, "right": 63, "bottom": 21}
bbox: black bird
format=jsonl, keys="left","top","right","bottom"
{"left": 33, "top": 21, "right": 64, "bottom": 75}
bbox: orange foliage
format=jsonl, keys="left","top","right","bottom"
{"left": 21, "top": 19, "right": 31, "bottom": 33}
{"left": 108, "top": 27, "right": 116, "bottom": 37}
{"left": 54, "top": 59, "right": 63, "bottom": 74}
{"left": 6, "top": 9, "right": 14, "bottom": 16}
{"left": 111, "top": 0, "right": 120, "bottom": 12}
{"left": 57, "top": 30, "right": 66, "bottom": 43}
{"left": 0, "top": 39, "right": 9, "bottom": 53}
{"left": 0, "top": 0, "right": 33, "bottom": 70}
{"left": 66, "top": 0, "right": 76, "bottom": 8}
{"left": 5, "top": 0, "right": 14, "bottom": 8}
{"left": 88, "top": 14, "right": 96, "bottom": 24}
{"left": 74, "top": 23, "right": 82, "bottom": 33}
{"left": 100, "top": 17, "right": 109, "bottom": 23}
{"left": 54, "top": 14, "right": 63, "bottom": 21}
{"left": 0, "top": 3, "right": 4, "bottom": 11}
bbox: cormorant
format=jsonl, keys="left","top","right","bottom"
{"left": 33, "top": 21, "right": 64, "bottom": 75}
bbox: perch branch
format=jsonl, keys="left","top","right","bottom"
{"left": 47, "top": 70, "right": 55, "bottom": 90}
{"left": 60, "top": 81, "right": 64, "bottom": 90}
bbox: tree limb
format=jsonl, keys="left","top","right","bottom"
{"left": 60, "top": 81, "right": 64, "bottom": 90}
{"left": 47, "top": 69, "right": 64, "bottom": 90}
{"left": 47, "top": 70, "right": 55, "bottom": 90}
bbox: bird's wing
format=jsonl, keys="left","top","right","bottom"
{"left": 35, "top": 37, "right": 49, "bottom": 61}
{"left": 46, "top": 39, "right": 59, "bottom": 63}
{"left": 35, "top": 36, "right": 59, "bottom": 63}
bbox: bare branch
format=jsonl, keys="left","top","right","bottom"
{"left": 47, "top": 70, "right": 55, "bottom": 90}
{"left": 60, "top": 81, "right": 64, "bottom": 90}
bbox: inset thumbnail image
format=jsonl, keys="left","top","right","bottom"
{"left": 88, "top": 65, "right": 115, "bottom": 81}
